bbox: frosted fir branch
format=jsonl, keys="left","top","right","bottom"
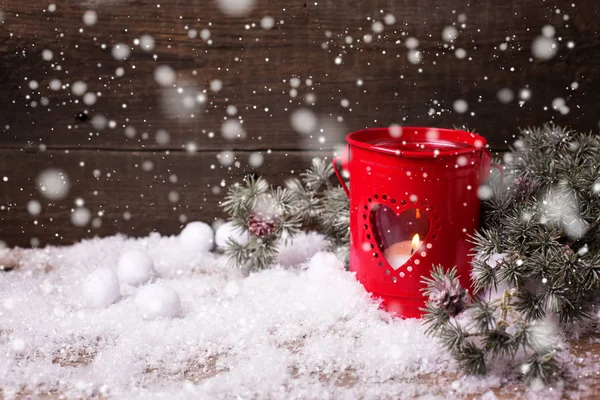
{"left": 421, "top": 264, "right": 563, "bottom": 382}
{"left": 428, "top": 124, "right": 600, "bottom": 384}
{"left": 285, "top": 177, "right": 320, "bottom": 226}
{"left": 221, "top": 175, "right": 270, "bottom": 221}
{"left": 221, "top": 157, "right": 349, "bottom": 271}
{"left": 318, "top": 187, "right": 350, "bottom": 246}
{"left": 301, "top": 157, "right": 334, "bottom": 192}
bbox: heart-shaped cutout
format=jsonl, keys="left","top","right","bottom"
{"left": 370, "top": 205, "right": 430, "bottom": 270}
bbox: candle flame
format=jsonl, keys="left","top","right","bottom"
{"left": 416, "top": 208, "right": 421, "bottom": 219}
{"left": 410, "top": 233, "right": 420, "bottom": 255}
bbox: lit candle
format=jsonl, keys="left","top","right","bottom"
{"left": 383, "top": 233, "right": 420, "bottom": 270}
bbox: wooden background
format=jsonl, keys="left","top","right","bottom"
{"left": 0, "top": 0, "right": 599, "bottom": 247}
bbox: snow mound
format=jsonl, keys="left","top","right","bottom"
{"left": 0, "top": 231, "right": 567, "bottom": 399}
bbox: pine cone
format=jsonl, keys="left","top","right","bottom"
{"left": 429, "top": 276, "right": 467, "bottom": 317}
{"left": 248, "top": 213, "right": 277, "bottom": 238}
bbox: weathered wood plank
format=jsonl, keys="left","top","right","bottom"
{"left": 0, "top": 148, "right": 330, "bottom": 247}
{"left": 0, "top": 0, "right": 598, "bottom": 152}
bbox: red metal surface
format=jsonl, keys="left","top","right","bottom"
{"left": 333, "top": 127, "right": 491, "bottom": 318}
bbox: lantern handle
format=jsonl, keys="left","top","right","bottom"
{"left": 332, "top": 156, "right": 350, "bottom": 198}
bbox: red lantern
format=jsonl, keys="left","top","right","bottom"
{"left": 333, "top": 127, "right": 494, "bottom": 318}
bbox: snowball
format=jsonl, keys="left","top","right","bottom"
{"left": 118, "top": 250, "right": 155, "bottom": 286}
{"left": 276, "top": 232, "right": 330, "bottom": 267}
{"left": 305, "top": 252, "right": 345, "bottom": 278}
{"left": 82, "top": 268, "right": 121, "bottom": 308}
{"left": 134, "top": 284, "right": 181, "bottom": 320}
{"left": 179, "top": 221, "right": 214, "bottom": 253}
{"left": 11, "top": 338, "right": 26, "bottom": 354}
{"left": 215, "top": 221, "right": 250, "bottom": 249}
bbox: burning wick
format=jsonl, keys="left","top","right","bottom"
{"left": 384, "top": 233, "right": 421, "bottom": 270}
{"left": 410, "top": 233, "right": 420, "bottom": 255}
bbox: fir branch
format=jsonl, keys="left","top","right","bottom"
{"left": 221, "top": 157, "right": 349, "bottom": 271}
{"left": 483, "top": 327, "right": 514, "bottom": 358}
{"left": 455, "top": 340, "right": 487, "bottom": 376}
{"left": 301, "top": 157, "right": 334, "bottom": 191}
{"left": 471, "top": 257, "right": 499, "bottom": 295}
{"left": 521, "top": 350, "right": 559, "bottom": 383}
{"left": 469, "top": 300, "right": 497, "bottom": 332}
{"left": 514, "top": 290, "right": 546, "bottom": 322}
{"left": 421, "top": 302, "right": 451, "bottom": 336}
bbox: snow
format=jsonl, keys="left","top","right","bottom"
{"left": 178, "top": 221, "right": 214, "bottom": 253}
{"left": 290, "top": 108, "right": 318, "bottom": 135}
{"left": 1, "top": 229, "right": 585, "bottom": 398}
{"left": 531, "top": 36, "right": 558, "bottom": 61}
{"left": 260, "top": 16, "right": 275, "bottom": 30}
{"left": 118, "top": 250, "right": 155, "bottom": 286}
{"left": 82, "top": 268, "right": 121, "bottom": 308}
{"left": 154, "top": 65, "right": 176, "bottom": 87}
{"left": 215, "top": 0, "right": 255, "bottom": 17}
{"left": 135, "top": 284, "right": 181, "bottom": 320}
{"left": 0, "top": 233, "right": 454, "bottom": 399}
{"left": 82, "top": 10, "right": 97, "bottom": 27}
{"left": 36, "top": 168, "right": 70, "bottom": 200}
{"left": 215, "top": 221, "right": 249, "bottom": 250}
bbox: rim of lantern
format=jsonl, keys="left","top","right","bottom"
{"left": 345, "top": 126, "right": 490, "bottom": 159}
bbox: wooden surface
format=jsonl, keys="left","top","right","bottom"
{"left": 0, "top": 0, "right": 599, "bottom": 246}
{"left": 0, "top": 149, "right": 328, "bottom": 246}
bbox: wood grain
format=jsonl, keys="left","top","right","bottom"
{"left": 0, "top": 0, "right": 598, "bottom": 152}
{"left": 0, "top": 148, "right": 330, "bottom": 247}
